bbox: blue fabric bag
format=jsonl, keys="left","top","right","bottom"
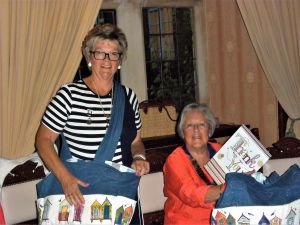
{"left": 216, "top": 164, "right": 300, "bottom": 208}
{"left": 211, "top": 164, "right": 300, "bottom": 225}
{"left": 36, "top": 82, "right": 140, "bottom": 225}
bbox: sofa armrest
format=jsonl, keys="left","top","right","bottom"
{"left": 140, "top": 172, "right": 166, "bottom": 213}
{"left": 263, "top": 157, "right": 300, "bottom": 176}
{"left": 2, "top": 179, "right": 42, "bottom": 225}
{"left": 1, "top": 156, "right": 46, "bottom": 225}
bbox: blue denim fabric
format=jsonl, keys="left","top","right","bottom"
{"left": 216, "top": 164, "right": 300, "bottom": 208}
{"left": 37, "top": 160, "right": 140, "bottom": 199}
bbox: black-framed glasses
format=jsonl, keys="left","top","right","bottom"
{"left": 90, "top": 51, "right": 122, "bottom": 61}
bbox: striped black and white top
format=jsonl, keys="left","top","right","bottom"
{"left": 42, "top": 80, "right": 141, "bottom": 164}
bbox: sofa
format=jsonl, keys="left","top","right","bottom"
{"left": 0, "top": 154, "right": 46, "bottom": 225}
{"left": 263, "top": 137, "right": 300, "bottom": 176}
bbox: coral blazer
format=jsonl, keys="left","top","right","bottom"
{"left": 163, "top": 142, "right": 221, "bottom": 225}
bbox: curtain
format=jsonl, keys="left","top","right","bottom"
{"left": 0, "top": 0, "right": 102, "bottom": 158}
{"left": 236, "top": 0, "right": 300, "bottom": 138}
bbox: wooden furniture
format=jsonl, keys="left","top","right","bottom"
{"left": 266, "top": 137, "right": 300, "bottom": 159}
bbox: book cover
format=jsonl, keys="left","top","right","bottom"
{"left": 204, "top": 124, "right": 271, "bottom": 185}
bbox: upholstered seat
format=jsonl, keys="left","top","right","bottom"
{"left": 140, "top": 172, "right": 166, "bottom": 225}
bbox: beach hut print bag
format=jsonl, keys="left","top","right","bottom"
{"left": 211, "top": 165, "right": 300, "bottom": 225}
{"left": 36, "top": 83, "right": 140, "bottom": 225}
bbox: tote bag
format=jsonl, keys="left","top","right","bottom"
{"left": 211, "top": 164, "right": 300, "bottom": 225}
{"left": 36, "top": 161, "right": 140, "bottom": 225}
{"left": 36, "top": 82, "right": 140, "bottom": 225}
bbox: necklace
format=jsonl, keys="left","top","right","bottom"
{"left": 91, "top": 79, "right": 113, "bottom": 128}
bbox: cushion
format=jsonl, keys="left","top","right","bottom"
{"left": 139, "top": 172, "right": 166, "bottom": 214}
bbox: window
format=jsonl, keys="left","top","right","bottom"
{"left": 74, "top": 9, "right": 120, "bottom": 82}
{"left": 143, "top": 7, "right": 196, "bottom": 111}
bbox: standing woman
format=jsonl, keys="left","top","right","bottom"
{"left": 163, "top": 103, "right": 225, "bottom": 225}
{"left": 35, "top": 24, "right": 149, "bottom": 224}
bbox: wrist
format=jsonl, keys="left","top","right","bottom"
{"left": 133, "top": 153, "right": 146, "bottom": 161}
{"left": 219, "top": 183, "right": 226, "bottom": 196}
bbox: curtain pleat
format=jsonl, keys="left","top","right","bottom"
{"left": 237, "top": 0, "right": 300, "bottom": 138}
{"left": 0, "top": 0, "right": 102, "bottom": 158}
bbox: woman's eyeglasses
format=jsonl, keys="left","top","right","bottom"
{"left": 184, "top": 122, "right": 208, "bottom": 131}
{"left": 90, "top": 51, "right": 122, "bottom": 61}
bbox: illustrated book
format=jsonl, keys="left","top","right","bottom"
{"left": 204, "top": 124, "right": 271, "bottom": 185}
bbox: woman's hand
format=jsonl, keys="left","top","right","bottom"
{"left": 131, "top": 159, "right": 150, "bottom": 176}
{"left": 61, "top": 174, "right": 90, "bottom": 206}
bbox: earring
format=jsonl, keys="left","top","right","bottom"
{"left": 118, "top": 65, "right": 121, "bottom": 69}
{"left": 88, "top": 62, "right": 92, "bottom": 67}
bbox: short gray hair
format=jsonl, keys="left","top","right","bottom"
{"left": 177, "top": 103, "right": 217, "bottom": 139}
{"left": 81, "top": 23, "right": 128, "bottom": 67}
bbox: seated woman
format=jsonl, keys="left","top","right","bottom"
{"left": 163, "top": 103, "right": 225, "bottom": 225}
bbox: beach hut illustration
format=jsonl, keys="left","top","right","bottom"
{"left": 114, "top": 206, "right": 124, "bottom": 225}
{"left": 42, "top": 199, "right": 52, "bottom": 221}
{"left": 58, "top": 199, "right": 71, "bottom": 221}
{"left": 102, "top": 197, "right": 112, "bottom": 220}
{"left": 214, "top": 211, "right": 227, "bottom": 225}
{"left": 122, "top": 205, "right": 133, "bottom": 225}
{"left": 237, "top": 213, "right": 250, "bottom": 225}
{"left": 73, "top": 204, "right": 84, "bottom": 222}
{"left": 285, "top": 208, "right": 296, "bottom": 225}
{"left": 270, "top": 215, "right": 282, "bottom": 225}
{"left": 91, "top": 200, "right": 103, "bottom": 222}
{"left": 258, "top": 213, "right": 270, "bottom": 225}
{"left": 227, "top": 213, "right": 236, "bottom": 225}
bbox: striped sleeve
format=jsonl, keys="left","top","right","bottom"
{"left": 42, "top": 85, "right": 72, "bottom": 133}
{"left": 124, "top": 86, "right": 142, "bottom": 130}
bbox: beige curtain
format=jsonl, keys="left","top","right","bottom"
{"left": 0, "top": 0, "right": 102, "bottom": 158}
{"left": 236, "top": 0, "right": 300, "bottom": 138}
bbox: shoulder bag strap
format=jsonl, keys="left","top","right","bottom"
{"left": 94, "top": 82, "right": 124, "bottom": 161}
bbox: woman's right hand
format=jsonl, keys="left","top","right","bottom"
{"left": 61, "top": 174, "right": 90, "bottom": 206}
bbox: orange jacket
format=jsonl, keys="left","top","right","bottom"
{"left": 163, "top": 142, "right": 221, "bottom": 225}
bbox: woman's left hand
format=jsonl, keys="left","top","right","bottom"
{"left": 131, "top": 159, "right": 150, "bottom": 176}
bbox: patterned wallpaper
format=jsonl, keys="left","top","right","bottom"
{"left": 204, "top": 0, "right": 278, "bottom": 147}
